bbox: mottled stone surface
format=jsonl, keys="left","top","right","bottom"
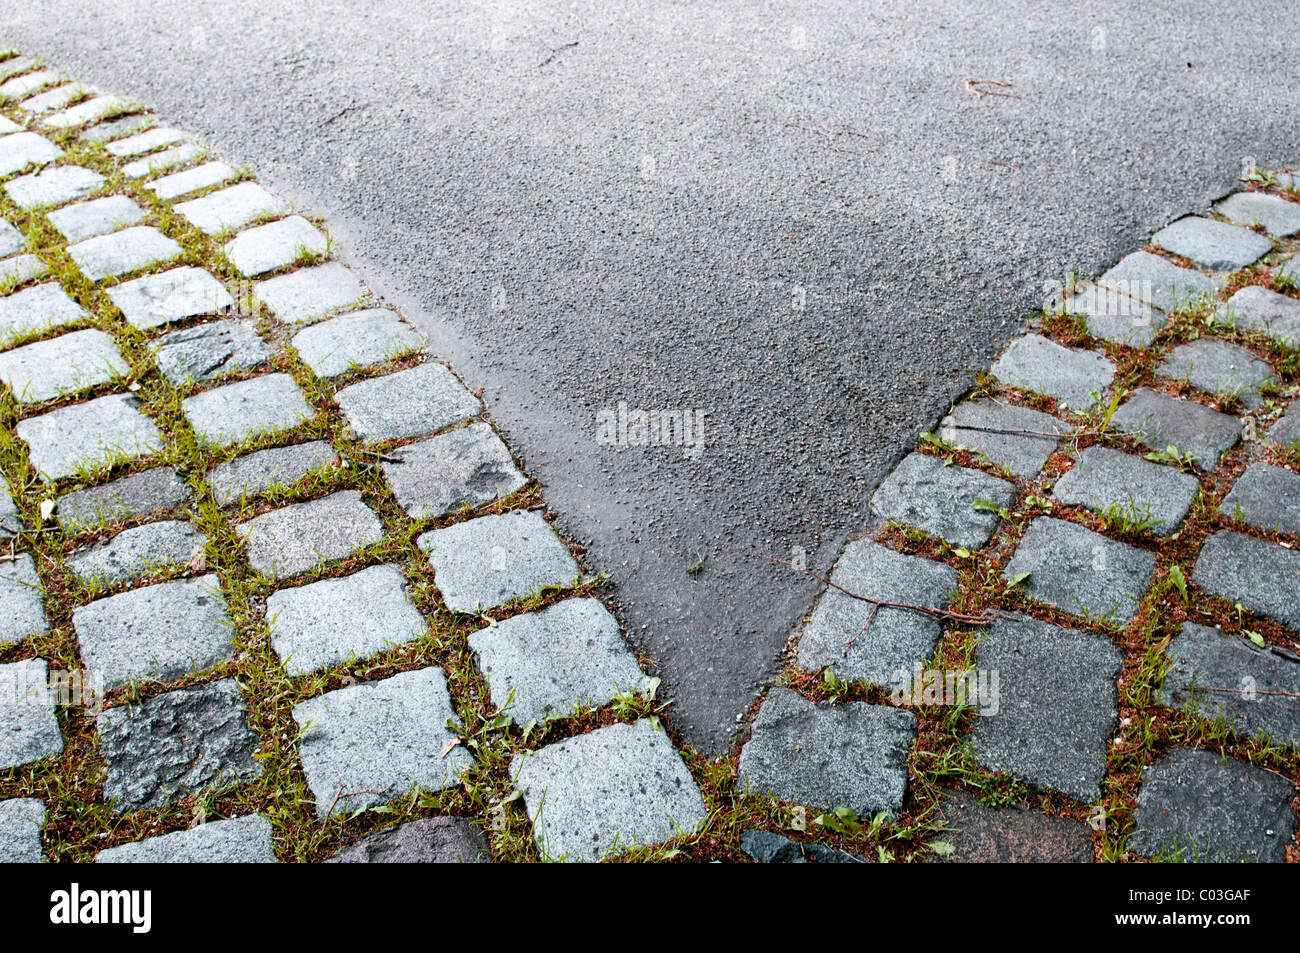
{"left": 149, "top": 319, "right": 274, "bottom": 386}
{"left": 0, "top": 798, "right": 45, "bottom": 862}
{"left": 1215, "top": 191, "right": 1300, "bottom": 237}
{"left": 382, "top": 423, "right": 526, "bottom": 518}
{"left": 148, "top": 161, "right": 235, "bottom": 201}
{"left": 1216, "top": 284, "right": 1300, "bottom": 348}
{"left": 1064, "top": 283, "right": 1165, "bottom": 347}
{"left": 175, "top": 182, "right": 289, "bottom": 235}
{"left": 1109, "top": 388, "right": 1241, "bottom": 470}
{"left": 238, "top": 490, "right": 383, "bottom": 579}
{"left": 46, "top": 194, "right": 144, "bottom": 242}
{"left": 255, "top": 262, "right": 368, "bottom": 325}
{"left": 738, "top": 829, "right": 865, "bottom": 863}
{"left": 82, "top": 114, "right": 154, "bottom": 144}
{"left": 327, "top": 817, "right": 490, "bottom": 863}
{"left": 16, "top": 393, "right": 162, "bottom": 481}
{"left": 1193, "top": 531, "right": 1300, "bottom": 632}
{"left": 97, "top": 814, "right": 275, "bottom": 863}
{"left": 0, "top": 328, "right": 128, "bottom": 403}
{"left": 1270, "top": 403, "right": 1300, "bottom": 447}
{"left": 108, "top": 266, "right": 234, "bottom": 330}
{"left": 1096, "top": 250, "right": 1220, "bottom": 313}
{"left": 1052, "top": 447, "right": 1200, "bottom": 537}
{"left": 105, "top": 126, "right": 186, "bottom": 157}
{"left": 292, "top": 309, "right": 424, "bottom": 377}
{"left": 1153, "top": 216, "right": 1272, "bottom": 270}
{"left": 0, "top": 554, "right": 47, "bottom": 643}
{"left": 208, "top": 440, "right": 335, "bottom": 504}
{"left": 181, "top": 373, "right": 314, "bottom": 447}
{"left": 1156, "top": 338, "right": 1276, "bottom": 408}
{"left": 5, "top": 164, "right": 104, "bottom": 210}
{"left": 0, "top": 254, "right": 47, "bottom": 287}
{"left": 990, "top": 333, "right": 1115, "bottom": 409}
{"left": 1220, "top": 463, "right": 1300, "bottom": 535}
{"left": 0, "top": 283, "right": 89, "bottom": 342}
{"left": 0, "top": 132, "right": 63, "bottom": 177}
{"left": 121, "top": 142, "right": 200, "bottom": 178}
{"left": 932, "top": 790, "right": 1094, "bottom": 863}
{"left": 0, "top": 658, "right": 63, "bottom": 770}
{"left": 67, "top": 225, "right": 181, "bottom": 280}
{"left": 67, "top": 520, "right": 206, "bottom": 588}
{"left": 937, "top": 399, "right": 1066, "bottom": 477}
{"left": 335, "top": 362, "right": 481, "bottom": 443}
{"left": 57, "top": 466, "right": 190, "bottom": 533}
{"left": 224, "top": 214, "right": 327, "bottom": 277}
{"left": 869, "top": 452, "right": 1015, "bottom": 549}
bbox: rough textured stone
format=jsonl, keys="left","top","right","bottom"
{"left": 0, "top": 57, "right": 38, "bottom": 83}
{"left": 470, "top": 597, "right": 647, "bottom": 724}
{"left": 0, "top": 658, "right": 63, "bottom": 770}
{"left": 1003, "top": 517, "right": 1155, "bottom": 624}
{"left": 869, "top": 452, "right": 1015, "bottom": 549}
{"left": 1064, "top": 284, "right": 1166, "bottom": 347}
{"left": 21, "top": 82, "right": 95, "bottom": 115}
{"left": 224, "top": 214, "right": 328, "bottom": 277}
{"left": 0, "top": 798, "right": 45, "bottom": 862}
{"left": 182, "top": 373, "right": 314, "bottom": 447}
{"left": 1153, "top": 216, "right": 1272, "bottom": 270}
{"left": 1220, "top": 463, "right": 1300, "bottom": 535}
{"left": 73, "top": 574, "right": 234, "bottom": 688}
{"left": 105, "top": 126, "right": 185, "bottom": 157}
{"left": 1271, "top": 404, "right": 1300, "bottom": 447}
{"left": 1275, "top": 254, "right": 1300, "bottom": 287}
{"left": 147, "top": 161, "right": 235, "bottom": 201}
{"left": 0, "top": 282, "right": 89, "bottom": 342}
{"left": 0, "top": 219, "right": 23, "bottom": 258}
{"left": 0, "top": 554, "right": 47, "bottom": 643}
{"left": 5, "top": 164, "right": 104, "bottom": 209}
{"left": 336, "top": 362, "right": 481, "bottom": 443}
{"left": 797, "top": 539, "right": 958, "bottom": 684}
{"left": 237, "top": 490, "right": 383, "bottom": 579}
{"left": 97, "top": 814, "right": 275, "bottom": 863}
{"left": 1156, "top": 338, "right": 1276, "bottom": 409}
{"left": 1215, "top": 191, "right": 1300, "bottom": 237}
{"left": 1129, "top": 749, "right": 1295, "bottom": 862}
{"left": 208, "top": 440, "right": 335, "bottom": 504}
{"left": 0, "top": 478, "right": 20, "bottom": 538}
{"left": 46, "top": 194, "right": 145, "bottom": 242}
{"left": 97, "top": 679, "right": 261, "bottom": 811}
{"left": 0, "top": 328, "right": 128, "bottom": 403}
{"left": 293, "top": 667, "right": 473, "bottom": 817}
{"left": 0, "top": 132, "right": 62, "bottom": 177}
{"left": 255, "top": 262, "right": 367, "bottom": 324}
{"left": 738, "top": 688, "right": 915, "bottom": 817}
{"left": 1110, "top": 388, "right": 1241, "bottom": 470}
{"left": 67, "top": 520, "right": 206, "bottom": 588}
{"left": 932, "top": 790, "right": 1094, "bottom": 863}
{"left": 738, "top": 829, "right": 865, "bottom": 863}
{"left": 0, "top": 70, "right": 57, "bottom": 101}
{"left": 0, "top": 254, "right": 46, "bottom": 287}
{"left": 43, "top": 95, "right": 131, "bottom": 130}
{"left": 175, "top": 182, "right": 288, "bottom": 235}
{"left": 327, "top": 816, "right": 490, "bottom": 863}
{"left": 1193, "top": 531, "right": 1300, "bottom": 632}
{"left": 936, "top": 399, "right": 1065, "bottom": 478}
{"left": 292, "top": 309, "right": 423, "bottom": 378}
{"left": 17, "top": 393, "right": 162, "bottom": 481}
{"left": 121, "top": 142, "right": 200, "bottom": 178}
{"left": 1216, "top": 284, "right": 1300, "bottom": 348}
{"left": 990, "top": 333, "right": 1115, "bottom": 410}
{"left": 108, "top": 266, "right": 234, "bottom": 330}
{"left": 970, "top": 613, "right": 1122, "bottom": 801}
{"left": 1052, "top": 446, "right": 1199, "bottom": 537}
{"left": 57, "top": 467, "right": 190, "bottom": 533}
{"left": 511, "top": 719, "right": 707, "bottom": 861}
{"left": 149, "top": 319, "right": 274, "bottom": 386}
{"left": 418, "top": 509, "right": 581, "bottom": 612}
{"left": 1097, "top": 250, "right": 1220, "bottom": 313}
{"left": 383, "top": 423, "right": 526, "bottom": 519}
{"left": 67, "top": 226, "right": 182, "bottom": 281}
{"left": 81, "top": 114, "right": 154, "bottom": 144}
{"left": 268, "top": 564, "right": 426, "bottom": 676}
{"left": 1160, "top": 622, "right": 1300, "bottom": 747}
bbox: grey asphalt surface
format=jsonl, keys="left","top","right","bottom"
{"left": 5, "top": 1, "right": 1296, "bottom": 751}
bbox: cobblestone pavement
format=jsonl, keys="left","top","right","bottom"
{"left": 0, "top": 52, "right": 1297, "bottom": 863}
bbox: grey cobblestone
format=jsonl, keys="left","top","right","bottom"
{"left": 17, "top": 393, "right": 162, "bottom": 481}
{"left": 80, "top": 114, "right": 153, "bottom": 143}
{"left": 292, "top": 308, "right": 423, "bottom": 377}
{"left": 1270, "top": 404, "right": 1300, "bottom": 447}
{"left": 0, "top": 798, "right": 45, "bottom": 862}
{"left": 933, "top": 790, "right": 1094, "bottom": 863}
{"left": 5, "top": 164, "right": 104, "bottom": 209}
{"left": 0, "top": 70, "right": 57, "bottom": 100}
{"left": 1153, "top": 216, "right": 1272, "bottom": 270}
{"left": 46, "top": 194, "right": 145, "bottom": 242}
{"left": 0, "top": 283, "right": 88, "bottom": 341}
{"left": 149, "top": 319, "right": 274, "bottom": 385}
{"left": 0, "top": 328, "right": 128, "bottom": 403}
{"left": 106, "top": 265, "right": 234, "bottom": 330}
{"left": 97, "top": 814, "right": 275, "bottom": 863}
{"left": 1109, "top": 388, "right": 1241, "bottom": 470}
{"left": 0, "top": 478, "right": 19, "bottom": 538}
{"left": 224, "top": 214, "right": 327, "bottom": 277}
{"left": 1097, "top": 250, "right": 1220, "bottom": 313}
{"left": 104, "top": 126, "right": 186, "bottom": 157}
{"left": 1216, "top": 284, "right": 1300, "bottom": 348}
{"left": 57, "top": 466, "right": 190, "bottom": 533}
{"left": 937, "top": 399, "right": 1065, "bottom": 478}
{"left": 208, "top": 440, "right": 335, "bottom": 504}
{"left": 44, "top": 95, "right": 131, "bottom": 130}
{"left": 121, "top": 142, "right": 200, "bottom": 179}
{"left": 21, "top": 82, "right": 95, "bottom": 115}
{"left": 1192, "top": 531, "right": 1300, "bottom": 631}
{"left": 382, "top": 422, "right": 526, "bottom": 519}
{"left": 1156, "top": 338, "right": 1276, "bottom": 409}
{"left": 869, "top": 452, "right": 1015, "bottom": 549}
{"left": 335, "top": 362, "right": 481, "bottom": 443}
{"left": 181, "top": 372, "right": 314, "bottom": 447}
{"left": 237, "top": 490, "right": 383, "bottom": 579}
{"left": 0, "top": 254, "right": 46, "bottom": 287}
{"left": 147, "top": 161, "right": 235, "bottom": 201}
{"left": 327, "top": 816, "right": 490, "bottom": 863}
{"left": 0, "top": 658, "right": 63, "bottom": 770}
{"left": 739, "top": 829, "right": 865, "bottom": 863}
{"left": 0, "top": 554, "right": 47, "bottom": 643}
{"left": 1220, "top": 462, "right": 1300, "bottom": 535}
{"left": 990, "top": 333, "right": 1115, "bottom": 410}
{"left": 1062, "top": 286, "right": 1164, "bottom": 347}
{"left": 0, "top": 219, "right": 23, "bottom": 258}
{"left": 1051, "top": 446, "right": 1199, "bottom": 537}
{"left": 67, "top": 225, "right": 181, "bottom": 280}
{"left": 1215, "top": 191, "right": 1300, "bottom": 237}
{"left": 255, "top": 262, "right": 367, "bottom": 324}
{"left": 174, "top": 182, "right": 288, "bottom": 235}
{"left": 67, "top": 520, "right": 206, "bottom": 588}
{"left": 0, "top": 132, "right": 62, "bottom": 177}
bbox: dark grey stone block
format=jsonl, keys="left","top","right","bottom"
{"left": 937, "top": 399, "right": 1066, "bottom": 478}
{"left": 990, "top": 333, "right": 1115, "bottom": 409}
{"left": 1109, "top": 388, "right": 1241, "bottom": 470}
{"left": 1192, "top": 531, "right": 1300, "bottom": 632}
{"left": 1220, "top": 463, "right": 1300, "bottom": 535}
{"left": 1156, "top": 338, "right": 1276, "bottom": 409}
{"left": 57, "top": 466, "right": 191, "bottom": 533}
{"left": 326, "top": 816, "right": 490, "bottom": 863}
{"left": 869, "top": 452, "right": 1015, "bottom": 549}
{"left": 1051, "top": 446, "right": 1199, "bottom": 537}
{"left": 1153, "top": 216, "right": 1272, "bottom": 270}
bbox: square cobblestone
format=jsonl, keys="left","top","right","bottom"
{"left": 67, "top": 520, "right": 206, "bottom": 588}
{"left": 0, "top": 328, "right": 128, "bottom": 403}
{"left": 0, "top": 283, "right": 89, "bottom": 341}
{"left": 990, "top": 333, "right": 1115, "bottom": 410}
{"left": 0, "top": 132, "right": 62, "bottom": 177}
{"left": 1109, "top": 388, "right": 1241, "bottom": 470}
{"left": 255, "top": 262, "right": 367, "bottom": 324}
{"left": 147, "top": 161, "right": 235, "bottom": 201}
{"left": 97, "top": 678, "right": 261, "bottom": 811}
{"left": 1153, "top": 216, "right": 1272, "bottom": 270}
{"left": 470, "top": 597, "right": 647, "bottom": 724}
{"left": 796, "top": 538, "right": 958, "bottom": 684}
{"left": 382, "top": 423, "right": 526, "bottom": 519}
{"left": 1096, "top": 250, "right": 1220, "bottom": 313}
{"left": 1156, "top": 338, "right": 1276, "bottom": 409}
{"left": 74, "top": 574, "right": 234, "bottom": 688}
{"left": 0, "top": 254, "right": 46, "bottom": 287}
{"left": 108, "top": 265, "right": 232, "bottom": 331}
{"left": 1220, "top": 463, "right": 1300, "bottom": 535}
{"left": 1271, "top": 403, "right": 1300, "bottom": 448}
{"left": 268, "top": 564, "right": 426, "bottom": 676}
{"left": 208, "top": 440, "right": 335, "bottom": 504}
{"left": 149, "top": 319, "right": 274, "bottom": 386}
{"left": 1215, "top": 191, "right": 1300, "bottom": 237}
{"left": 68, "top": 225, "right": 181, "bottom": 281}
{"left": 937, "top": 399, "right": 1066, "bottom": 477}
{"left": 105, "top": 126, "right": 185, "bottom": 157}
{"left": 46, "top": 194, "right": 145, "bottom": 242}
{"left": 335, "top": 362, "right": 481, "bottom": 443}
{"left": 224, "top": 215, "right": 328, "bottom": 277}
{"left": 933, "top": 790, "right": 1094, "bottom": 863}
{"left": 237, "top": 490, "right": 383, "bottom": 579}
{"left": 418, "top": 509, "right": 581, "bottom": 612}
{"left": 869, "top": 452, "right": 1015, "bottom": 549}
{"left": 17, "top": 393, "right": 163, "bottom": 481}
{"left": 20, "top": 82, "right": 95, "bottom": 115}
{"left": 738, "top": 688, "right": 915, "bottom": 817}
{"left": 292, "top": 666, "right": 473, "bottom": 817}
{"left": 1193, "top": 531, "right": 1300, "bottom": 632}
{"left": 1062, "top": 284, "right": 1165, "bottom": 347}
{"left": 174, "top": 182, "right": 288, "bottom": 235}
{"left": 0, "top": 798, "right": 45, "bottom": 862}
{"left": 0, "top": 57, "right": 39, "bottom": 82}
{"left": 6, "top": 165, "right": 104, "bottom": 210}
{"left": 292, "top": 308, "right": 423, "bottom": 377}
{"left": 80, "top": 114, "right": 154, "bottom": 143}
{"left": 121, "top": 142, "right": 201, "bottom": 179}
{"left": 0, "top": 554, "right": 47, "bottom": 643}
{"left": 0, "top": 70, "right": 57, "bottom": 100}
{"left": 43, "top": 95, "right": 131, "bottom": 130}
{"left": 511, "top": 719, "right": 707, "bottom": 861}
{"left": 97, "top": 814, "right": 275, "bottom": 863}
{"left": 0, "top": 658, "right": 63, "bottom": 770}
{"left": 1216, "top": 284, "right": 1300, "bottom": 348}
{"left": 0, "top": 219, "right": 23, "bottom": 258}
{"left": 326, "top": 816, "right": 490, "bottom": 863}
{"left": 181, "top": 373, "right": 314, "bottom": 447}
{"left": 57, "top": 466, "right": 190, "bottom": 533}
{"left": 970, "top": 612, "right": 1122, "bottom": 802}
{"left": 1052, "top": 446, "right": 1199, "bottom": 537}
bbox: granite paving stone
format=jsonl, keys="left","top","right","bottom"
{"left": 990, "top": 333, "right": 1115, "bottom": 410}
{"left": 1275, "top": 254, "right": 1300, "bottom": 287}
{"left": 43, "top": 95, "right": 130, "bottom": 130}
{"left": 0, "top": 219, "right": 23, "bottom": 258}
{"left": 208, "top": 440, "right": 335, "bottom": 504}
{"left": 56, "top": 466, "right": 190, "bottom": 533}
{"left": 418, "top": 509, "right": 581, "bottom": 612}
{"left": 970, "top": 613, "right": 1121, "bottom": 801}
{"left": 67, "top": 520, "right": 206, "bottom": 588}
{"left": 1096, "top": 250, "right": 1220, "bottom": 313}
{"left": 1271, "top": 404, "right": 1300, "bottom": 447}
{"left": 97, "top": 678, "right": 261, "bottom": 810}
{"left": 267, "top": 564, "right": 426, "bottom": 676}
{"left": 1220, "top": 463, "right": 1300, "bottom": 535}
{"left": 0, "top": 57, "right": 38, "bottom": 82}
{"left": 20, "top": 82, "right": 95, "bottom": 115}
{"left": 255, "top": 262, "right": 367, "bottom": 324}
{"left": 0, "top": 117, "right": 19, "bottom": 135}
{"left": 146, "top": 160, "right": 235, "bottom": 201}
{"left": 1051, "top": 446, "right": 1199, "bottom": 537}
{"left": 46, "top": 194, "right": 145, "bottom": 242}
{"left": 106, "top": 266, "right": 234, "bottom": 330}
{"left": 868, "top": 452, "right": 1015, "bottom": 549}
{"left": 0, "top": 478, "right": 20, "bottom": 538}
{"left": 933, "top": 790, "right": 1094, "bottom": 863}
{"left": 73, "top": 574, "right": 234, "bottom": 688}
{"left": 1216, "top": 284, "right": 1300, "bottom": 348}
{"left": 1002, "top": 517, "right": 1155, "bottom": 624}
{"left": 0, "top": 328, "right": 128, "bottom": 403}
{"left": 0, "top": 798, "right": 45, "bottom": 862}
{"left": 1192, "top": 531, "right": 1300, "bottom": 631}
{"left": 937, "top": 400, "right": 1066, "bottom": 478}
{"left": 738, "top": 830, "right": 865, "bottom": 863}
{"left": 335, "top": 362, "right": 481, "bottom": 443}
{"left": 0, "top": 254, "right": 46, "bottom": 287}
{"left": 181, "top": 372, "right": 313, "bottom": 447}
{"left": 796, "top": 538, "right": 958, "bottom": 684}
{"left": 0, "top": 132, "right": 62, "bottom": 177}
{"left": 149, "top": 319, "right": 274, "bottom": 385}
{"left": 0, "top": 554, "right": 47, "bottom": 643}
{"left": 1129, "top": 748, "right": 1295, "bottom": 862}
{"left": 17, "top": 393, "right": 162, "bottom": 481}
{"left": 1156, "top": 338, "right": 1276, "bottom": 409}
{"left": 237, "top": 490, "right": 383, "bottom": 579}
{"left": 67, "top": 225, "right": 181, "bottom": 280}
{"left": 121, "top": 142, "right": 200, "bottom": 178}
{"left": 105, "top": 126, "right": 186, "bottom": 157}
{"left": 1215, "top": 191, "right": 1300, "bottom": 237}
{"left": 382, "top": 423, "right": 526, "bottom": 519}
{"left": 326, "top": 817, "right": 490, "bottom": 863}
{"left": 97, "top": 814, "right": 275, "bottom": 863}
{"left": 1153, "top": 215, "right": 1272, "bottom": 270}
{"left": 224, "top": 214, "right": 328, "bottom": 277}
{"left": 0, "top": 658, "right": 62, "bottom": 770}
{"left": 292, "top": 666, "right": 473, "bottom": 817}
{"left": 469, "top": 597, "right": 647, "bottom": 724}
{"left": 80, "top": 114, "right": 154, "bottom": 143}
{"left": 738, "top": 687, "right": 915, "bottom": 817}
{"left": 511, "top": 719, "right": 708, "bottom": 861}
{"left": 174, "top": 182, "right": 288, "bottom": 235}
{"left": 1063, "top": 284, "right": 1165, "bottom": 347}
{"left": 5, "top": 164, "right": 104, "bottom": 210}
{"left": 292, "top": 308, "right": 423, "bottom": 377}
{"left": 0, "top": 70, "right": 57, "bottom": 100}
{"left": 1109, "top": 388, "right": 1241, "bottom": 470}
{"left": 0, "top": 283, "right": 89, "bottom": 341}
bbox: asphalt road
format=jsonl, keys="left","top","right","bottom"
{"left": 5, "top": 1, "right": 1296, "bottom": 751}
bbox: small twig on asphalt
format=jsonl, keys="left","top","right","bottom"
{"left": 965, "top": 78, "right": 1020, "bottom": 100}
{"left": 319, "top": 102, "right": 359, "bottom": 127}
{"left": 538, "top": 41, "right": 578, "bottom": 69}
